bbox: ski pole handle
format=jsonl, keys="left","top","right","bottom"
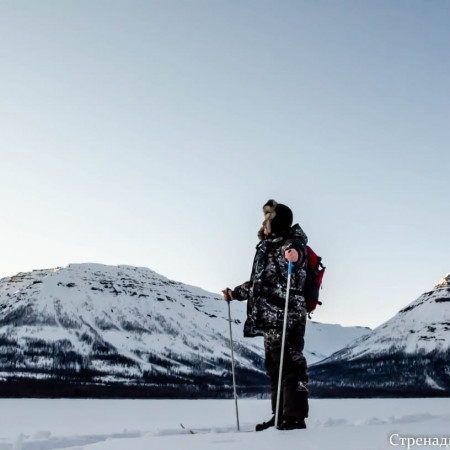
{"left": 222, "top": 288, "right": 233, "bottom": 302}
{"left": 227, "top": 288, "right": 233, "bottom": 301}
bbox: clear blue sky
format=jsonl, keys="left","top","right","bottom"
{"left": 1, "top": 1, "right": 449, "bottom": 328}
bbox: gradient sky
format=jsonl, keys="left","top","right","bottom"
{"left": 1, "top": 1, "right": 449, "bottom": 329}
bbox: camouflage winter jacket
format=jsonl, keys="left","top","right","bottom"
{"left": 232, "top": 224, "right": 308, "bottom": 337}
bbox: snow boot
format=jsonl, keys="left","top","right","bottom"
{"left": 277, "top": 417, "right": 306, "bottom": 430}
{"left": 255, "top": 415, "right": 282, "bottom": 432}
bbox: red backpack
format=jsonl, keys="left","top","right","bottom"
{"left": 303, "top": 246, "right": 325, "bottom": 317}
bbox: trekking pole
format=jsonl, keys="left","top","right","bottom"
{"left": 275, "top": 261, "right": 293, "bottom": 429}
{"left": 227, "top": 298, "right": 240, "bottom": 431}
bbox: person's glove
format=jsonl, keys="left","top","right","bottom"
{"left": 221, "top": 288, "right": 234, "bottom": 301}
{"left": 285, "top": 248, "right": 299, "bottom": 263}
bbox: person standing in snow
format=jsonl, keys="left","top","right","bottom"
{"left": 223, "top": 199, "right": 309, "bottom": 431}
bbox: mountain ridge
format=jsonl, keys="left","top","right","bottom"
{"left": 309, "top": 272, "right": 450, "bottom": 397}
{"left": 0, "top": 263, "right": 368, "bottom": 398}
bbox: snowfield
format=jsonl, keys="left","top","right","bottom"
{"left": 0, "top": 398, "right": 449, "bottom": 450}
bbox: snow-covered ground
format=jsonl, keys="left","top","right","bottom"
{"left": 0, "top": 398, "right": 448, "bottom": 450}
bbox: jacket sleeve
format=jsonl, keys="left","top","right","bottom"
{"left": 231, "top": 281, "right": 250, "bottom": 301}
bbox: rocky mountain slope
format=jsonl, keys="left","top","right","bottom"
{"left": 310, "top": 273, "right": 450, "bottom": 397}
{"left": 0, "top": 263, "right": 368, "bottom": 398}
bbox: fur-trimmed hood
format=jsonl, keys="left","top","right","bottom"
{"left": 258, "top": 199, "right": 278, "bottom": 240}
{"left": 258, "top": 199, "right": 294, "bottom": 240}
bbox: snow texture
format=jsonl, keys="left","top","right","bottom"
{"left": 0, "top": 398, "right": 448, "bottom": 450}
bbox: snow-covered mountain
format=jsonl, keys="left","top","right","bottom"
{"left": 0, "top": 263, "right": 368, "bottom": 398}
{"left": 306, "top": 321, "right": 370, "bottom": 363}
{"left": 310, "top": 273, "right": 450, "bottom": 397}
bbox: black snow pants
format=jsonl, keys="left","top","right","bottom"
{"left": 264, "top": 316, "right": 309, "bottom": 419}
